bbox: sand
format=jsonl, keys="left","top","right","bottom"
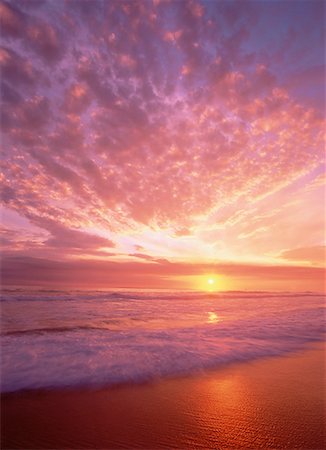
{"left": 1, "top": 343, "right": 325, "bottom": 449}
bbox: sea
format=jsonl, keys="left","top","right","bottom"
{"left": 1, "top": 290, "right": 325, "bottom": 393}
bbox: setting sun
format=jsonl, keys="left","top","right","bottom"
{"left": 207, "top": 277, "right": 217, "bottom": 292}
{"left": 190, "top": 275, "right": 230, "bottom": 292}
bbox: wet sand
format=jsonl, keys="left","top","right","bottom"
{"left": 1, "top": 343, "right": 325, "bottom": 449}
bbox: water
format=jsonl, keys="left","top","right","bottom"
{"left": 1, "top": 290, "right": 325, "bottom": 393}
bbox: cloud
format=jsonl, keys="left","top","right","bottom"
{"left": 28, "top": 214, "right": 115, "bottom": 252}
{"left": 280, "top": 246, "right": 326, "bottom": 265}
{"left": 0, "top": 1, "right": 65, "bottom": 63}
{"left": 129, "top": 252, "right": 170, "bottom": 264}
{"left": 41, "top": 222, "right": 115, "bottom": 251}
{"left": 0, "top": 47, "right": 37, "bottom": 87}
{"left": 26, "top": 21, "right": 62, "bottom": 62}
{"left": 0, "top": 2, "right": 26, "bottom": 38}
{"left": 1, "top": 0, "right": 324, "bottom": 288}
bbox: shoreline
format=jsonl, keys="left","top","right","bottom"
{"left": 2, "top": 342, "right": 325, "bottom": 449}
{"left": 1, "top": 340, "right": 325, "bottom": 397}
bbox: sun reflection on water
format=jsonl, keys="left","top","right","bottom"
{"left": 207, "top": 312, "right": 220, "bottom": 323}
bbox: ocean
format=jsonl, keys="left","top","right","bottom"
{"left": 1, "top": 290, "right": 325, "bottom": 393}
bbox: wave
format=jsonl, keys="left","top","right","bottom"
{"left": 2, "top": 325, "right": 325, "bottom": 393}
{"left": 1, "top": 290, "right": 324, "bottom": 303}
{"left": 1, "top": 290, "right": 325, "bottom": 393}
{"left": 1, "top": 337, "right": 324, "bottom": 394}
{"left": 1, "top": 325, "right": 120, "bottom": 336}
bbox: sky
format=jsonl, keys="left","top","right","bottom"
{"left": 1, "top": 0, "right": 325, "bottom": 291}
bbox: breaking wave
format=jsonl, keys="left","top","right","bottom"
{"left": 1, "top": 290, "right": 325, "bottom": 393}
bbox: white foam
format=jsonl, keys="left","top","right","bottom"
{"left": 1, "top": 291, "right": 325, "bottom": 392}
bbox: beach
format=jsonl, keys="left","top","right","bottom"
{"left": 2, "top": 342, "right": 325, "bottom": 449}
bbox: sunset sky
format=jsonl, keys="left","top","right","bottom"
{"left": 1, "top": 0, "right": 325, "bottom": 291}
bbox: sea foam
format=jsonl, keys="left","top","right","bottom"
{"left": 1, "top": 290, "right": 325, "bottom": 392}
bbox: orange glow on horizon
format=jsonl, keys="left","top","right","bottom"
{"left": 192, "top": 275, "right": 228, "bottom": 292}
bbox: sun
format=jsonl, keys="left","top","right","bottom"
{"left": 193, "top": 274, "right": 227, "bottom": 291}
{"left": 206, "top": 277, "right": 217, "bottom": 291}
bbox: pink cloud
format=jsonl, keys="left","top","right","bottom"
{"left": 280, "top": 246, "right": 326, "bottom": 265}
{"left": 1, "top": 0, "right": 324, "bottom": 290}
{"left": 63, "top": 83, "right": 91, "bottom": 114}
{"left": 26, "top": 22, "right": 62, "bottom": 62}
{"left": 0, "top": 47, "right": 37, "bottom": 87}
{"left": 0, "top": 1, "right": 25, "bottom": 38}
